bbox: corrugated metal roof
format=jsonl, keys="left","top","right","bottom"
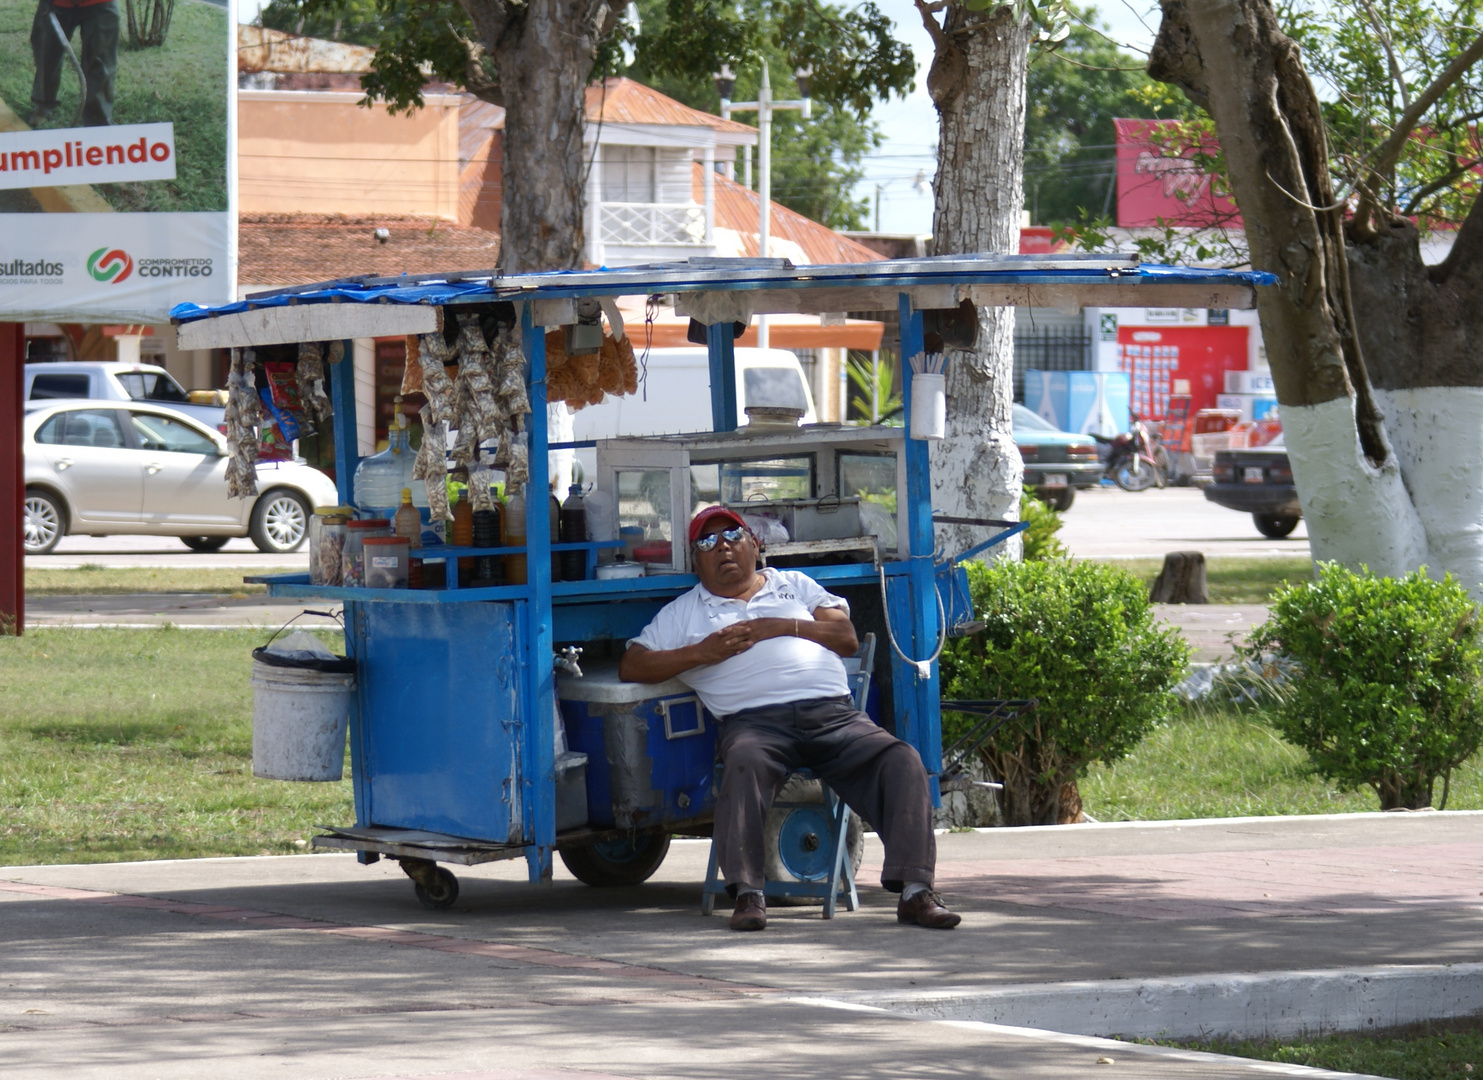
{"left": 177, "top": 255, "right": 1276, "bottom": 323}
{"left": 584, "top": 78, "right": 757, "bottom": 136}
{"left": 700, "top": 165, "right": 883, "bottom": 265}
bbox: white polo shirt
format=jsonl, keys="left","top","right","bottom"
{"left": 630, "top": 568, "right": 852, "bottom": 717}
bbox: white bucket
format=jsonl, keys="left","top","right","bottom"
{"left": 910, "top": 373, "right": 946, "bottom": 440}
{"left": 251, "top": 661, "right": 356, "bottom": 781}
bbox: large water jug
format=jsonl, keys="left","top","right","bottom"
{"left": 353, "top": 417, "right": 427, "bottom": 515}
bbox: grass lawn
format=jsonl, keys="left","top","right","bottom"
{"left": 0, "top": 0, "right": 228, "bottom": 212}
{"left": 1162, "top": 1021, "right": 1483, "bottom": 1080}
{"left": 26, "top": 565, "right": 268, "bottom": 596}
{"left": 1102, "top": 555, "right": 1316, "bottom": 605}
{"left": 1081, "top": 704, "right": 1483, "bottom": 820}
{"left": 0, "top": 626, "right": 352, "bottom": 866}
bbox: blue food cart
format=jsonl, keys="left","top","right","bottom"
{"left": 173, "top": 254, "right": 1267, "bottom": 907}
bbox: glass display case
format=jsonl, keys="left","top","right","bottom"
{"left": 596, "top": 425, "right": 906, "bottom": 573}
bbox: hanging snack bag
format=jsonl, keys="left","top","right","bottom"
{"left": 259, "top": 387, "right": 301, "bottom": 443}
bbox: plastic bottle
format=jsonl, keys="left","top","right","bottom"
{"left": 471, "top": 506, "right": 503, "bottom": 585}
{"left": 451, "top": 490, "right": 474, "bottom": 586}
{"left": 393, "top": 488, "right": 421, "bottom": 549}
{"left": 584, "top": 487, "right": 615, "bottom": 564}
{"left": 548, "top": 488, "right": 562, "bottom": 582}
{"left": 353, "top": 401, "right": 427, "bottom": 515}
{"left": 559, "top": 484, "right": 588, "bottom": 581}
{"left": 393, "top": 487, "right": 422, "bottom": 588}
{"left": 503, "top": 485, "right": 527, "bottom": 585}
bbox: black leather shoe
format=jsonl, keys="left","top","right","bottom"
{"left": 897, "top": 890, "right": 961, "bottom": 929}
{"left": 730, "top": 891, "right": 767, "bottom": 931}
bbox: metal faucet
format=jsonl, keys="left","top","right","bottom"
{"left": 554, "top": 645, "right": 583, "bottom": 679}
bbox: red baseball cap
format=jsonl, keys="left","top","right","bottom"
{"left": 688, "top": 505, "right": 749, "bottom": 544}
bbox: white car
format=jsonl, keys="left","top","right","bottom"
{"left": 23, "top": 400, "right": 339, "bottom": 555}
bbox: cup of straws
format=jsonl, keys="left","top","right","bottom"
{"left": 908, "top": 352, "right": 946, "bottom": 440}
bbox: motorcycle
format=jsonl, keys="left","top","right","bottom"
{"left": 1093, "top": 417, "right": 1168, "bottom": 492}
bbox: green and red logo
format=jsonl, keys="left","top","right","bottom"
{"left": 87, "top": 247, "right": 133, "bottom": 284}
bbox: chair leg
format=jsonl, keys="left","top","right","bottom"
{"left": 822, "top": 785, "right": 857, "bottom": 919}
{"left": 701, "top": 837, "right": 721, "bottom": 916}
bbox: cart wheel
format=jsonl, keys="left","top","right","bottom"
{"left": 559, "top": 833, "right": 671, "bottom": 887}
{"left": 764, "top": 776, "right": 864, "bottom": 906}
{"left": 414, "top": 866, "right": 460, "bottom": 910}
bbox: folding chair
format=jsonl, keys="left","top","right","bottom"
{"left": 700, "top": 633, "right": 875, "bottom": 919}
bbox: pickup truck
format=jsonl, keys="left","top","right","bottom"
{"left": 24, "top": 361, "right": 226, "bottom": 432}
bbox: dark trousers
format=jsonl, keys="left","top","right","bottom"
{"left": 31, "top": 0, "right": 118, "bottom": 127}
{"left": 715, "top": 696, "right": 937, "bottom": 896}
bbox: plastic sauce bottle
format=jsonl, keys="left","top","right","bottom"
{"left": 393, "top": 488, "right": 421, "bottom": 548}
{"left": 451, "top": 490, "right": 474, "bottom": 586}
{"left": 559, "top": 484, "right": 588, "bottom": 581}
{"left": 503, "top": 485, "right": 528, "bottom": 585}
{"left": 394, "top": 487, "right": 423, "bottom": 588}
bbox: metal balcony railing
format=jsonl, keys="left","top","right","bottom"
{"left": 599, "top": 202, "right": 707, "bottom": 246}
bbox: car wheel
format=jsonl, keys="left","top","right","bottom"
{"left": 181, "top": 536, "right": 231, "bottom": 553}
{"left": 23, "top": 489, "right": 65, "bottom": 555}
{"left": 249, "top": 489, "right": 310, "bottom": 553}
{"left": 1049, "top": 488, "right": 1075, "bottom": 512}
{"left": 1253, "top": 512, "right": 1300, "bottom": 538}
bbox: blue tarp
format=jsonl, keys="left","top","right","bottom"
{"left": 171, "top": 255, "right": 1278, "bottom": 324}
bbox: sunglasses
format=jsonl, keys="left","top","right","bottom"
{"left": 694, "top": 526, "right": 747, "bottom": 552}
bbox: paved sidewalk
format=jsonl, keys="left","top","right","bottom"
{"left": 4, "top": 812, "right": 1479, "bottom": 1079}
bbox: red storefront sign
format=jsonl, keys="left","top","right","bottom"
{"left": 1117, "top": 324, "right": 1249, "bottom": 420}
{"left": 1114, "top": 118, "right": 1241, "bottom": 229}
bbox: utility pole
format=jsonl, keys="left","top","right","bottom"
{"left": 718, "top": 62, "right": 811, "bottom": 351}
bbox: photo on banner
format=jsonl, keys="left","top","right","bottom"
{"left": 0, "top": 0, "right": 234, "bottom": 322}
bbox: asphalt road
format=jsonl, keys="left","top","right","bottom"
{"left": 1058, "top": 483, "right": 1309, "bottom": 560}
{"left": 25, "top": 486, "right": 1309, "bottom": 570}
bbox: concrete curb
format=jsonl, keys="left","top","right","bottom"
{"left": 837, "top": 964, "right": 1483, "bottom": 1041}
{"left": 793, "top": 997, "right": 1382, "bottom": 1077}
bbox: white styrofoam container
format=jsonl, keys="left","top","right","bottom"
{"left": 1216, "top": 393, "right": 1280, "bottom": 421}
{"left": 1224, "top": 370, "right": 1276, "bottom": 395}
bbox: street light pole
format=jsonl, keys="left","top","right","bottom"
{"left": 718, "top": 61, "right": 810, "bottom": 351}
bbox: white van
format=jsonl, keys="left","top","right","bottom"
{"left": 568, "top": 347, "right": 817, "bottom": 481}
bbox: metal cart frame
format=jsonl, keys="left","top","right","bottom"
{"left": 176, "top": 253, "right": 1269, "bottom": 900}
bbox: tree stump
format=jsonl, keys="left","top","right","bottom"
{"left": 1149, "top": 551, "right": 1209, "bottom": 604}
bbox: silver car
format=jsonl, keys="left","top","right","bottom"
{"left": 23, "top": 400, "right": 339, "bottom": 555}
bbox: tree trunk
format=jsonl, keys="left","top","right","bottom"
{"left": 462, "top": 0, "right": 611, "bottom": 274}
{"left": 1149, "top": 551, "right": 1209, "bottom": 604}
{"left": 1149, "top": 0, "right": 1431, "bottom": 581}
{"left": 1348, "top": 204, "right": 1483, "bottom": 590}
{"left": 918, "top": 1, "right": 1032, "bottom": 562}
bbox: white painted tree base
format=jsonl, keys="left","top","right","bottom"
{"left": 1375, "top": 387, "right": 1483, "bottom": 594}
{"left": 1281, "top": 397, "right": 1429, "bottom": 578}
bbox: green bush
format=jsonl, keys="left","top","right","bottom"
{"left": 1242, "top": 563, "right": 1483, "bottom": 810}
{"left": 1018, "top": 491, "right": 1068, "bottom": 562}
{"left": 941, "top": 559, "right": 1190, "bottom": 825}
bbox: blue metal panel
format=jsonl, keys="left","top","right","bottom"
{"left": 706, "top": 322, "right": 738, "bottom": 432}
{"left": 356, "top": 603, "right": 521, "bottom": 841}
{"left": 330, "top": 339, "right": 358, "bottom": 507}
{"left": 896, "top": 294, "right": 943, "bottom": 804}
{"left": 521, "top": 305, "right": 556, "bottom": 882}
{"left": 552, "top": 597, "right": 672, "bottom": 643}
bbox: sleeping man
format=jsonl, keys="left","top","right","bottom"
{"left": 619, "top": 505, "right": 959, "bottom": 932}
